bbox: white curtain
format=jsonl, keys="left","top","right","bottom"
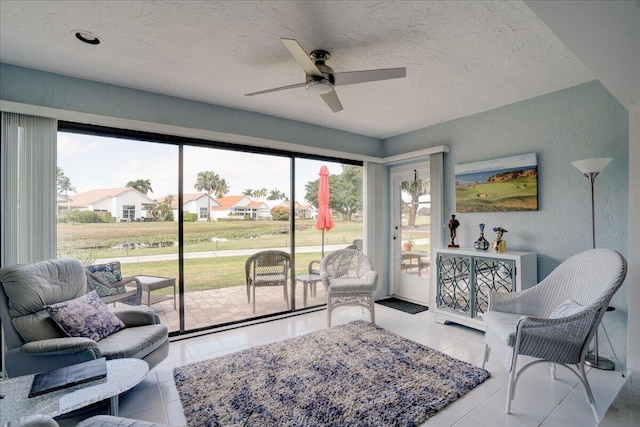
{"left": 1, "top": 112, "right": 57, "bottom": 267}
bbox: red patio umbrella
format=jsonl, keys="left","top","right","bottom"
{"left": 316, "top": 165, "right": 334, "bottom": 257}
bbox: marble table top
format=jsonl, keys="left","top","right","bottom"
{"left": 0, "top": 358, "right": 148, "bottom": 424}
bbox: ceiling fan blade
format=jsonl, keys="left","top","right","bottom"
{"left": 320, "top": 90, "right": 343, "bottom": 113}
{"left": 281, "top": 38, "right": 323, "bottom": 77}
{"left": 333, "top": 67, "right": 406, "bottom": 86}
{"left": 245, "top": 82, "right": 307, "bottom": 96}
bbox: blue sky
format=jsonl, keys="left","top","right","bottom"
{"left": 454, "top": 153, "right": 537, "bottom": 175}
{"left": 57, "top": 132, "right": 345, "bottom": 203}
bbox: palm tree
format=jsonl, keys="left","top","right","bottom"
{"left": 126, "top": 179, "right": 153, "bottom": 195}
{"left": 215, "top": 179, "right": 230, "bottom": 198}
{"left": 243, "top": 188, "right": 254, "bottom": 197}
{"left": 268, "top": 188, "right": 286, "bottom": 200}
{"left": 56, "top": 168, "right": 76, "bottom": 196}
{"left": 254, "top": 187, "right": 268, "bottom": 200}
{"left": 194, "top": 171, "right": 230, "bottom": 221}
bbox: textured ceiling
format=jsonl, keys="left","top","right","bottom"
{"left": 0, "top": 1, "right": 595, "bottom": 139}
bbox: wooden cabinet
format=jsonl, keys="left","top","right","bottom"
{"left": 433, "top": 248, "right": 537, "bottom": 331}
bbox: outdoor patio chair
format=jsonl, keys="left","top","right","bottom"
{"left": 320, "top": 248, "right": 378, "bottom": 327}
{"left": 482, "top": 248, "right": 627, "bottom": 422}
{"left": 0, "top": 258, "right": 169, "bottom": 377}
{"left": 85, "top": 261, "right": 143, "bottom": 306}
{"left": 245, "top": 250, "right": 291, "bottom": 313}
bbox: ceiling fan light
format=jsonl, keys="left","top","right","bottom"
{"left": 306, "top": 80, "right": 333, "bottom": 95}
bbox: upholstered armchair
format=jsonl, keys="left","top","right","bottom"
{"left": 0, "top": 258, "right": 169, "bottom": 377}
{"left": 320, "top": 248, "right": 378, "bottom": 327}
{"left": 482, "top": 249, "right": 627, "bottom": 422}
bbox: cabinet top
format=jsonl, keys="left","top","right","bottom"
{"left": 434, "top": 247, "right": 536, "bottom": 258}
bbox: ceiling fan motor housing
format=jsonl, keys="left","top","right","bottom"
{"left": 306, "top": 50, "right": 334, "bottom": 93}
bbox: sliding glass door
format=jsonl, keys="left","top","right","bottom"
{"left": 57, "top": 127, "right": 363, "bottom": 335}
{"left": 57, "top": 132, "right": 180, "bottom": 330}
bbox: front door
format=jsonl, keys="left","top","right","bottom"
{"left": 391, "top": 165, "right": 431, "bottom": 304}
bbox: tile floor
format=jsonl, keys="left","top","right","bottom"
{"left": 61, "top": 304, "right": 629, "bottom": 427}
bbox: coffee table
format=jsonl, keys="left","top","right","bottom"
{"left": 135, "top": 275, "right": 176, "bottom": 309}
{"left": 0, "top": 358, "right": 148, "bottom": 424}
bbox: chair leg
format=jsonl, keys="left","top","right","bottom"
{"left": 577, "top": 362, "right": 599, "bottom": 422}
{"left": 327, "top": 296, "right": 332, "bottom": 327}
{"left": 482, "top": 344, "right": 490, "bottom": 369}
{"left": 252, "top": 286, "right": 256, "bottom": 314}
{"left": 284, "top": 284, "right": 289, "bottom": 309}
{"left": 506, "top": 353, "right": 519, "bottom": 414}
{"left": 369, "top": 297, "right": 375, "bottom": 324}
{"left": 247, "top": 283, "right": 250, "bottom": 303}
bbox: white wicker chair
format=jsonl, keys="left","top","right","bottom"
{"left": 320, "top": 248, "right": 378, "bottom": 327}
{"left": 482, "top": 249, "right": 627, "bottom": 422}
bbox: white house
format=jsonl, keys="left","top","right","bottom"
{"left": 212, "top": 195, "right": 271, "bottom": 220}
{"left": 157, "top": 193, "right": 220, "bottom": 221}
{"left": 60, "top": 188, "right": 156, "bottom": 221}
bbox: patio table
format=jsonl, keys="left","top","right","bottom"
{"left": 134, "top": 275, "right": 176, "bottom": 309}
{"left": 296, "top": 274, "right": 323, "bottom": 307}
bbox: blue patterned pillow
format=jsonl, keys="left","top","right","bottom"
{"left": 46, "top": 291, "right": 125, "bottom": 341}
{"left": 85, "top": 262, "right": 125, "bottom": 297}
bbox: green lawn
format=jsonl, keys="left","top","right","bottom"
{"left": 58, "top": 219, "right": 362, "bottom": 292}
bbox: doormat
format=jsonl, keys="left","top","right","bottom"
{"left": 376, "top": 297, "right": 429, "bottom": 314}
{"left": 174, "top": 320, "right": 489, "bottom": 427}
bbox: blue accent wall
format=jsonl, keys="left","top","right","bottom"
{"left": 0, "top": 63, "right": 381, "bottom": 157}
{"left": 383, "top": 80, "right": 629, "bottom": 363}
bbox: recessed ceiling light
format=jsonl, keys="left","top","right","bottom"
{"left": 73, "top": 30, "right": 100, "bottom": 45}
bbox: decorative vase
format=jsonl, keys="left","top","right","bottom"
{"left": 402, "top": 242, "right": 413, "bottom": 252}
{"left": 474, "top": 224, "right": 490, "bottom": 251}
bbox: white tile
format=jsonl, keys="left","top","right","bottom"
{"left": 122, "top": 403, "right": 170, "bottom": 425}
{"left": 145, "top": 307, "right": 627, "bottom": 427}
{"left": 165, "top": 399, "right": 188, "bottom": 427}
{"left": 119, "top": 384, "right": 164, "bottom": 417}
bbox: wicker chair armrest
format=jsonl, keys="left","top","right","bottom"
{"left": 308, "top": 260, "right": 321, "bottom": 275}
{"left": 515, "top": 307, "right": 600, "bottom": 362}
{"left": 86, "top": 271, "right": 141, "bottom": 291}
{"left": 362, "top": 270, "right": 378, "bottom": 285}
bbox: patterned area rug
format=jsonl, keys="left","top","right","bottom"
{"left": 174, "top": 321, "right": 490, "bottom": 427}
{"left": 376, "top": 297, "right": 429, "bottom": 314}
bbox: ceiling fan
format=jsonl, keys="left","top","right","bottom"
{"left": 245, "top": 38, "right": 406, "bottom": 113}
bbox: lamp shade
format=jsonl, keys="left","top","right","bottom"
{"left": 572, "top": 158, "right": 612, "bottom": 174}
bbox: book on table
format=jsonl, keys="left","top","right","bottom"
{"left": 28, "top": 357, "right": 108, "bottom": 398}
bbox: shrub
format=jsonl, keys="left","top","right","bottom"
{"left": 183, "top": 212, "right": 198, "bottom": 222}
{"left": 270, "top": 206, "right": 289, "bottom": 221}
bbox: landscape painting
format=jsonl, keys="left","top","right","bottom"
{"left": 455, "top": 153, "right": 538, "bottom": 212}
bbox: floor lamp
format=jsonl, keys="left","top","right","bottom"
{"left": 572, "top": 157, "right": 619, "bottom": 371}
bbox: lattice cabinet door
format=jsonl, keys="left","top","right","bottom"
{"left": 433, "top": 248, "right": 536, "bottom": 331}
{"left": 473, "top": 257, "right": 515, "bottom": 317}
{"left": 436, "top": 253, "right": 473, "bottom": 317}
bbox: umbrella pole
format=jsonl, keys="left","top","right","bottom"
{"left": 321, "top": 229, "right": 325, "bottom": 257}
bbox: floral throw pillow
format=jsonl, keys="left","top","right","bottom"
{"left": 85, "top": 262, "right": 125, "bottom": 297}
{"left": 46, "top": 291, "right": 125, "bottom": 341}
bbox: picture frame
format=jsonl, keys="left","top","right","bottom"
{"left": 455, "top": 153, "right": 538, "bottom": 212}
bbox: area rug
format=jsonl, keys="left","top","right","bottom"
{"left": 376, "top": 297, "right": 429, "bottom": 314}
{"left": 174, "top": 320, "right": 489, "bottom": 427}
